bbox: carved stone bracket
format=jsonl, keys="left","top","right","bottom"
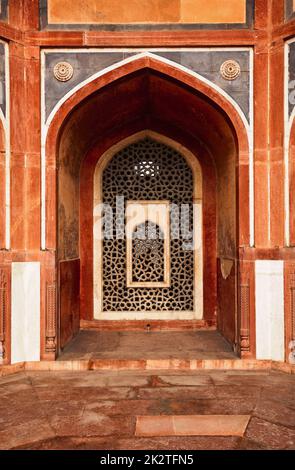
{"left": 45, "top": 282, "right": 57, "bottom": 354}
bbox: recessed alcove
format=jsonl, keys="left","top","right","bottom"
{"left": 51, "top": 60, "right": 249, "bottom": 357}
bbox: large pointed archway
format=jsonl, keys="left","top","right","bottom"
{"left": 44, "top": 57, "right": 252, "bottom": 358}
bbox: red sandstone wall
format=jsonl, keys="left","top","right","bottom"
{"left": 0, "top": 124, "right": 5, "bottom": 249}
{"left": 46, "top": 0, "right": 247, "bottom": 25}
{"left": 290, "top": 123, "right": 295, "bottom": 246}
{"left": 217, "top": 259, "right": 237, "bottom": 348}
{"left": 59, "top": 259, "right": 80, "bottom": 350}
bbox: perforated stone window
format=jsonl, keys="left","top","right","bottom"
{"left": 101, "top": 137, "right": 194, "bottom": 312}
{"left": 132, "top": 222, "right": 165, "bottom": 283}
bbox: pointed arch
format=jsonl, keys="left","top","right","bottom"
{"left": 43, "top": 53, "right": 250, "bottom": 250}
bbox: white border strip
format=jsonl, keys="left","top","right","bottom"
{"left": 41, "top": 47, "right": 254, "bottom": 249}
{"left": 5, "top": 41, "right": 10, "bottom": 250}
{"left": 249, "top": 48, "right": 254, "bottom": 247}
{"left": 284, "top": 38, "right": 295, "bottom": 247}
{"left": 0, "top": 40, "right": 10, "bottom": 250}
{"left": 41, "top": 51, "right": 46, "bottom": 251}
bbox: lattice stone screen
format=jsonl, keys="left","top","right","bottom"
{"left": 102, "top": 138, "right": 194, "bottom": 312}
{"left": 132, "top": 222, "right": 165, "bottom": 283}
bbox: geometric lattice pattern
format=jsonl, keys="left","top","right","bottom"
{"left": 102, "top": 138, "right": 194, "bottom": 312}
{"left": 132, "top": 222, "right": 165, "bottom": 283}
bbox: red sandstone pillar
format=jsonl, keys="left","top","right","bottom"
{"left": 254, "top": 0, "right": 270, "bottom": 248}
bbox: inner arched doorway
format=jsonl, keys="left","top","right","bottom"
{"left": 93, "top": 131, "right": 203, "bottom": 321}
{"left": 47, "top": 61, "right": 250, "bottom": 357}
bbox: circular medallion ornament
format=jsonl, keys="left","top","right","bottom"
{"left": 220, "top": 60, "right": 241, "bottom": 81}
{"left": 53, "top": 62, "right": 74, "bottom": 82}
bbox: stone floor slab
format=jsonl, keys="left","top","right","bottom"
{"left": 245, "top": 417, "right": 295, "bottom": 450}
{"left": 0, "top": 369, "right": 294, "bottom": 450}
{"left": 135, "top": 415, "right": 250, "bottom": 437}
{"left": 59, "top": 331, "right": 236, "bottom": 361}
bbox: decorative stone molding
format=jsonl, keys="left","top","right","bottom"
{"left": 45, "top": 282, "right": 57, "bottom": 353}
{"left": 289, "top": 271, "right": 295, "bottom": 342}
{"left": 240, "top": 284, "right": 250, "bottom": 353}
{"left": 220, "top": 60, "right": 241, "bottom": 81}
{"left": 0, "top": 269, "right": 8, "bottom": 360}
{"left": 284, "top": 263, "right": 295, "bottom": 363}
{"left": 238, "top": 262, "right": 254, "bottom": 356}
{"left": 53, "top": 61, "right": 73, "bottom": 82}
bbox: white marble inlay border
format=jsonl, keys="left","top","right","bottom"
{"left": 255, "top": 260, "right": 285, "bottom": 361}
{"left": 11, "top": 262, "right": 41, "bottom": 364}
{"left": 0, "top": 40, "right": 10, "bottom": 249}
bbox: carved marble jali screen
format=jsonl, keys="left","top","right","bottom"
{"left": 100, "top": 137, "right": 196, "bottom": 314}
{"left": 132, "top": 222, "right": 165, "bottom": 284}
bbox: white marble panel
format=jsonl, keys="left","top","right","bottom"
{"left": 11, "top": 262, "right": 40, "bottom": 363}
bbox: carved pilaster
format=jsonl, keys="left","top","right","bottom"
{"left": 290, "top": 273, "right": 295, "bottom": 343}
{"left": 238, "top": 261, "right": 254, "bottom": 357}
{"left": 240, "top": 283, "right": 250, "bottom": 353}
{"left": 45, "top": 282, "right": 57, "bottom": 354}
{"left": 0, "top": 269, "right": 8, "bottom": 360}
{"left": 285, "top": 263, "right": 295, "bottom": 363}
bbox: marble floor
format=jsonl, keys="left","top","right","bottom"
{"left": 59, "top": 330, "right": 236, "bottom": 361}
{"left": 0, "top": 368, "right": 294, "bottom": 449}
